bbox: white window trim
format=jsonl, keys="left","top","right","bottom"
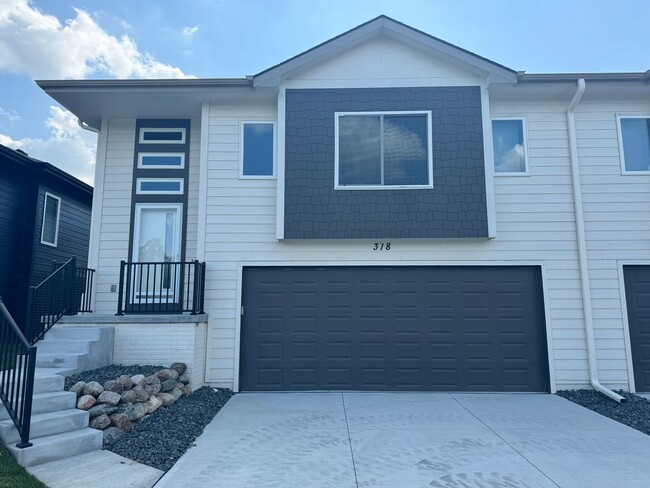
{"left": 239, "top": 121, "right": 277, "bottom": 179}
{"left": 491, "top": 117, "right": 530, "bottom": 177}
{"left": 616, "top": 114, "right": 650, "bottom": 175}
{"left": 139, "top": 128, "right": 186, "bottom": 145}
{"left": 137, "top": 153, "right": 185, "bottom": 169}
{"left": 40, "top": 192, "right": 61, "bottom": 247}
{"left": 334, "top": 111, "right": 434, "bottom": 190}
{"left": 136, "top": 178, "right": 184, "bottom": 195}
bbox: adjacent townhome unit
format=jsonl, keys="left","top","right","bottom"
{"left": 0, "top": 144, "right": 93, "bottom": 327}
{"left": 38, "top": 16, "right": 650, "bottom": 396}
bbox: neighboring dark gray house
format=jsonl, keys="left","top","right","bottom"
{"left": 0, "top": 144, "right": 92, "bottom": 326}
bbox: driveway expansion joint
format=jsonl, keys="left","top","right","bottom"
{"left": 342, "top": 392, "right": 360, "bottom": 488}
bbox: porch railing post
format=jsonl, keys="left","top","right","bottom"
{"left": 24, "top": 286, "right": 34, "bottom": 345}
{"left": 64, "top": 257, "right": 76, "bottom": 315}
{"left": 16, "top": 347, "right": 36, "bottom": 448}
{"left": 191, "top": 260, "right": 199, "bottom": 315}
{"left": 116, "top": 261, "right": 125, "bottom": 316}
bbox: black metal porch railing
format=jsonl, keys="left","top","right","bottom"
{"left": 117, "top": 260, "right": 206, "bottom": 315}
{"left": 0, "top": 299, "right": 37, "bottom": 448}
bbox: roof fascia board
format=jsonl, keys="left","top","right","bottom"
{"left": 36, "top": 78, "right": 252, "bottom": 92}
{"left": 518, "top": 71, "right": 650, "bottom": 84}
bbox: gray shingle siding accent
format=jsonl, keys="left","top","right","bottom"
{"left": 284, "top": 87, "right": 488, "bottom": 239}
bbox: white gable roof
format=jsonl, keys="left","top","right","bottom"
{"left": 253, "top": 15, "right": 518, "bottom": 87}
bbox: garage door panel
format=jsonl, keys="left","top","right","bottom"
{"left": 241, "top": 266, "right": 549, "bottom": 392}
{"left": 624, "top": 266, "right": 650, "bottom": 392}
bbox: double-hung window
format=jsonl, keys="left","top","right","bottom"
{"left": 335, "top": 111, "right": 433, "bottom": 189}
{"left": 618, "top": 116, "right": 650, "bottom": 173}
{"left": 492, "top": 118, "right": 529, "bottom": 175}
{"left": 40, "top": 192, "right": 61, "bottom": 247}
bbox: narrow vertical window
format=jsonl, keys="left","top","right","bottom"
{"left": 241, "top": 122, "right": 275, "bottom": 177}
{"left": 492, "top": 119, "right": 528, "bottom": 174}
{"left": 40, "top": 193, "right": 61, "bottom": 246}
{"left": 619, "top": 117, "right": 650, "bottom": 173}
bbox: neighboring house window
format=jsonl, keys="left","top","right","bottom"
{"left": 40, "top": 192, "right": 61, "bottom": 247}
{"left": 492, "top": 118, "right": 529, "bottom": 175}
{"left": 139, "top": 128, "right": 186, "bottom": 144}
{"left": 335, "top": 111, "right": 433, "bottom": 189}
{"left": 618, "top": 116, "right": 650, "bottom": 173}
{"left": 240, "top": 122, "right": 275, "bottom": 178}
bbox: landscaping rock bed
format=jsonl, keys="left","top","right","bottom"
{"left": 66, "top": 365, "right": 233, "bottom": 471}
{"left": 558, "top": 389, "right": 650, "bottom": 436}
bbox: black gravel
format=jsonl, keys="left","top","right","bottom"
{"left": 558, "top": 390, "right": 650, "bottom": 436}
{"left": 65, "top": 365, "right": 234, "bottom": 472}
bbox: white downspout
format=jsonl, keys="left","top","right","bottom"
{"left": 567, "top": 79, "right": 624, "bottom": 402}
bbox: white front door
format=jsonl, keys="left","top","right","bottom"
{"left": 131, "top": 204, "right": 182, "bottom": 303}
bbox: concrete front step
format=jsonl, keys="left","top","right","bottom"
{"left": 0, "top": 391, "right": 76, "bottom": 421}
{"left": 45, "top": 327, "right": 110, "bottom": 342}
{"left": 0, "top": 408, "right": 89, "bottom": 445}
{"left": 2, "top": 370, "right": 65, "bottom": 397}
{"left": 35, "top": 352, "right": 89, "bottom": 370}
{"left": 8, "top": 427, "right": 103, "bottom": 467}
{"left": 36, "top": 339, "right": 91, "bottom": 354}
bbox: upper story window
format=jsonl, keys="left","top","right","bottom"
{"left": 138, "top": 153, "right": 185, "bottom": 169}
{"left": 240, "top": 122, "right": 275, "bottom": 178}
{"left": 492, "top": 118, "right": 529, "bottom": 175}
{"left": 40, "top": 192, "right": 61, "bottom": 247}
{"left": 335, "top": 112, "right": 432, "bottom": 189}
{"left": 139, "top": 128, "right": 186, "bottom": 144}
{"left": 618, "top": 116, "right": 650, "bottom": 173}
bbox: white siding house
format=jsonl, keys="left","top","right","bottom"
{"left": 40, "top": 16, "right": 650, "bottom": 396}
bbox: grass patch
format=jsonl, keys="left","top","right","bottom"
{"left": 0, "top": 443, "right": 46, "bottom": 488}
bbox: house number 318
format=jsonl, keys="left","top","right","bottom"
{"left": 373, "top": 242, "right": 391, "bottom": 250}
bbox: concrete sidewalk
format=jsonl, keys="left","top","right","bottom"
{"left": 156, "top": 392, "right": 650, "bottom": 488}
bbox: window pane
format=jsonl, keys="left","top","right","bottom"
{"left": 383, "top": 115, "right": 429, "bottom": 185}
{"left": 140, "top": 155, "right": 183, "bottom": 167}
{"left": 621, "top": 118, "right": 650, "bottom": 171}
{"left": 338, "top": 115, "right": 381, "bottom": 186}
{"left": 243, "top": 123, "right": 274, "bottom": 176}
{"left": 138, "top": 180, "right": 182, "bottom": 193}
{"left": 141, "top": 129, "right": 184, "bottom": 142}
{"left": 492, "top": 120, "right": 526, "bottom": 173}
{"left": 42, "top": 195, "right": 59, "bottom": 244}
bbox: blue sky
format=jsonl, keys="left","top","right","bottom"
{"left": 0, "top": 0, "right": 648, "bottom": 184}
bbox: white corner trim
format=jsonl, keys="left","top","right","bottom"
{"left": 481, "top": 85, "right": 497, "bottom": 238}
{"left": 275, "top": 89, "right": 286, "bottom": 240}
{"left": 197, "top": 102, "right": 210, "bottom": 261}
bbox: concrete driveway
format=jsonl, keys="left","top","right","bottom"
{"left": 156, "top": 392, "right": 650, "bottom": 488}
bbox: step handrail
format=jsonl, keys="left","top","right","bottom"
{"left": 0, "top": 299, "right": 37, "bottom": 448}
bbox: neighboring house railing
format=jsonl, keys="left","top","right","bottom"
{"left": 26, "top": 258, "right": 96, "bottom": 344}
{"left": 116, "top": 260, "right": 206, "bottom": 315}
{"left": 0, "top": 299, "right": 37, "bottom": 448}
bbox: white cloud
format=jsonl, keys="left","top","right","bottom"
{"left": 0, "top": 0, "right": 192, "bottom": 79}
{"left": 0, "top": 106, "right": 97, "bottom": 185}
{"left": 182, "top": 26, "right": 199, "bottom": 37}
{"left": 0, "top": 107, "right": 21, "bottom": 123}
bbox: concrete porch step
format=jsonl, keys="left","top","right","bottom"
{"left": 45, "top": 327, "right": 110, "bottom": 342}
{"left": 1, "top": 370, "right": 65, "bottom": 397}
{"left": 35, "top": 352, "right": 89, "bottom": 370}
{"left": 36, "top": 339, "right": 91, "bottom": 354}
{"left": 0, "top": 408, "right": 89, "bottom": 445}
{"left": 8, "top": 427, "right": 103, "bottom": 467}
{"left": 0, "top": 391, "right": 76, "bottom": 421}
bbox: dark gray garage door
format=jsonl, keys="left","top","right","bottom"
{"left": 624, "top": 266, "right": 650, "bottom": 392}
{"left": 240, "top": 266, "right": 549, "bottom": 392}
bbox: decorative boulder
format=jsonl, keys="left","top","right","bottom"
{"left": 160, "top": 380, "right": 177, "bottom": 392}
{"left": 146, "top": 395, "right": 163, "bottom": 414}
{"left": 144, "top": 374, "right": 161, "bottom": 385}
{"left": 156, "top": 369, "right": 179, "bottom": 382}
{"left": 170, "top": 362, "right": 187, "bottom": 375}
{"left": 109, "top": 413, "right": 132, "bottom": 433}
{"left": 116, "top": 375, "right": 133, "bottom": 391}
{"left": 83, "top": 381, "right": 104, "bottom": 397}
{"left": 179, "top": 385, "right": 192, "bottom": 397}
{"left": 97, "top": 390, "right": 121, "bottom": 406}
{"left": 103, "top": 380, "right": 124, "bottom": 394}
{"left": 88, "top": 404, "right": 119, "bottom": 418}
{"left": 103, "top": 426, "right": 124, "bottom": 444}
{"left": 90, "top": 414, "right": 111, "bottom": 430}
{"left": 130, "top": 374, "right": 146, "bottom": 387}
{"left": 154, "top": 392, "right": 176, "bottom": 407}
{"left": 170, "top": 388, "right": 183, "bottom": 401}
{"left": 69, "top": 381, "right": 86, "bottom": 397}
{"left": 178, "top": 373, "right": 190, "bottom": 385}
{"left": 121, "top": 386, "right": 149, "bottom": 404}
{"left": 77, "top": 395, "right": 96, "bottom": 410}
{"left": 143, "top": 383, "right": 161, "bottom": 396}
{"left": 130, "top": 402, "right": 148, "bottom": 421}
